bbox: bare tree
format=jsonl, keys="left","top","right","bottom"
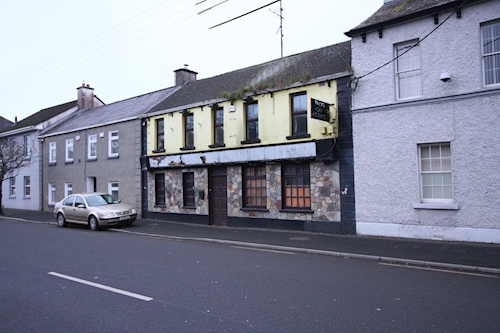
{"left": 0, "top": 137, "right": 35, "bottom": 215}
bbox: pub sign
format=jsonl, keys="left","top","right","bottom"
{"left": 311, "top": 98, "right": 330, "bottom": 122}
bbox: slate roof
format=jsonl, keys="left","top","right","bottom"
{"left": 42, "top": 86, "right": 180, "bottom": 136}
{"left": 149, "top": 41, "right": 352, "bottom": 113}
{"left": 0, "top": 100, "right": 77, "bottom": 135}
{"left": 345, "top": 0, "right": 486, "bottom": 37}
{"left": 0, "top": 116, "right": 13, "bottom": 131}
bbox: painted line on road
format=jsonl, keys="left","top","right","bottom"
{"left": 379, "top": 263, "right": 498, "bottom": 278}
{"left": 48, "top": 272, "right": 153, "bottom": 301}
{"left": 231, "top": 245, "right": 295, "bottom": 254}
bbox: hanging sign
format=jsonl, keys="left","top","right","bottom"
{"left": 311, "top": 98, "right": 330, "bottom": 122}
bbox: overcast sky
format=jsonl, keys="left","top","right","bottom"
{"left": 0, "top": 0, "right": 382, "bottom": 122}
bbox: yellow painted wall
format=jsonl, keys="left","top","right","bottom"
{"left": 147, "top": 82, "right": 338, "bottom": 155}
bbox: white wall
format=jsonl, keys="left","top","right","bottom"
{"left": 351, "top": 1, "right": 500, "bottom": 243}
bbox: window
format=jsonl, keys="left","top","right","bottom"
{"left": 291, "top": 93, "right": 308, "bottom": 136}
{"left": 183, "top": 172, "right": 195, "bottom": 207}
{"left": 9, "top": 177, "right": 16, "bottom": 197}
{"left": 24, "top": 176, "right": 30, "bottom": 197}
{"left": 156, "top": 119, "right": 164, "bottom": 151}
{"left": 108, "top": 181, "right": 119, "bottom": 199}
{"left": 88, "top": 134, "right": 97, "bottom": 160}
{"left": 282, "top": 163, "right": 311, "bottom": 209}
{"left": 395, "top": 40, "right": 422, "bottom": 99}
{"left": 243, "top": 165, "right": 266, "bottom": 208}
{"left": 419, "top": 143, "right": 453, "bottom": 203}
{"left": 23, "top": 135, "right": 31, "bottom": 158}
{"left": 184, "top": 114, "right": 194, "bottom": 148}
{"left": 65, "top": 139, "right": 74, "bottom": 162}
{"left": 155, "top": 173, "right": 165, "bottom": 206}
{"left": 65, "top": 183, "right": 73, "bottom": 197}
{"left": 109, "top": 131, "right": 119, "bottom": 158}
{"left": 245, "top": 102, "right": 259, "bottom": 142}
{"left": 482, "top": 20, "right": 500, "bottom": 86}
{"left": 213, "top": 108, "right": 224, "bottom": 145}
{"left": 49, "top": 142, "right": 56, "bottom": 164}
{"left": 48, "top": 184, "right": 56, "bottom": 205}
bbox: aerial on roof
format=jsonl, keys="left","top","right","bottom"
{"left": 149, "top": 41, "right": 352, "bottom": 114}
{"left": 345, "top": 0, "right": 486, "bottom": 37}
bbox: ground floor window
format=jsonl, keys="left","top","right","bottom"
{"left": 9, "top": 177, "right": 16, "bottom": 197}
{"left": 418, "top": 143, "right": 453, "bottom": 203}
{"left": 65, "top": 183, "right": 72, "bottom": 197}
{"left": 48, "top": 184, "right": 56, "bottom": 205}
{"left": 155, "top": 173, "right": 165, "bottom": 206}
{"left": 108, "top": 181, "right": 119, "bottom": 199}
{"left": 243, "top": 165, "right": 266, "bottom": 208}
{"left": 282, "top": 162, "right": 311, "bottom": 209}
{"left": 183, "top": 172, "right": 195, "bottom": 207}
{"left": 24, "top": 176, "right": 30, "bottom": 197}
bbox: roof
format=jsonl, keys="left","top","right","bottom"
{"left": 149, "top": 41, "right": 352, "bottom": 113}
{"left": 0, "top": 100, "right": 77, "bottom": 135}
{"left": 0, "top": 116, "right": 13, "bottom": 131}
{"left": 42, "top": 86, "right": 180, "bottom": 136}
{"left": 345, "top": 0, "right": 487, "bottom": 37}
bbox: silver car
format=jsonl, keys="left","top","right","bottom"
{"left": 53, "top": 192, "right": 137, "bottom": 231}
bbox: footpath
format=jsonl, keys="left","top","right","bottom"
{"left": 2, "top": 208, "right": 500, "bottom": 274}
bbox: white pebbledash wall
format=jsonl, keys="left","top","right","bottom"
{"left": 351, "top": 1, "right": 500, "bottom": 243}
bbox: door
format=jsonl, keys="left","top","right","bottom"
{"left": 209, "top": 167, "right": 228, "bottom": 226}
{"left": 86, "top": 177, "right": 96, "bottom": 192}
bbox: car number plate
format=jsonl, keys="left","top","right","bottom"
{"left": 119, "top": 216, "right": 131, "bottom": 221}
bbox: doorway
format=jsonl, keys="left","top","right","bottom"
{"left": 209, "top": 167, "right": 228, "bottom": 226}
{"left": 86, "top": 177, "right": 96, "bottom": 192}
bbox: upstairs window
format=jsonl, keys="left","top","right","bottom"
{"left": 109, "top": 131, "right": 119, "bottom": 158}
{"left": 184, "top": 114, "right": 194, "bottom": 148}
{"left": 290, "top": 93, "right": 308, "bottom": 137}
{"left": 213, "top": 108, "right": 224, "bottom": 146}
{"left": 395, "top": 40, "right": 422, "bottom": 99}
{"left": 418, "top": 143, "right": 453, "bottom": 203}
{"left": 65, "top": 139, "right": 74, "bottom": 163}
{"left": 49, "top": 142, "right": 56, "bottom": 164}
{"left": 245, "top": 102, "right": 259, "bottom": 143}
{"left": 88, "top": 134, "right": 97, "bottom": 160}
{"left": 23, "top": 135, "right": 31, "bottom": 158}
{"left": 183, "top": 172, "right": 195, "bottom": 207}
{"left": 482, "top": 20, "right": 500, "bottom": 86}
{"left": 156, "top": 118, "right": 164, "bottom": 151}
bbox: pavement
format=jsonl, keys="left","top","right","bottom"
{"left": 2, "top": 208, "right": 500, "bottom": 274}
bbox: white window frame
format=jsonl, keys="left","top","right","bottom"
{"left": 48, "top": 183, "right": 56, "bottom": 205}
{"left": 88, "top": 134, "right": 97, "bottom": 160}
{"left": 395, "top": 40, "right": 422, "bottom": 100}
{"left": 9, "top": 177, "right": 16, "bottom": 197}
{"left": 65, "top": 139, "right": 74, "bottom": 162}
{"left": 108, "top": 181, "right": 119, "bottom": 199}
{"left": 64, "top": 183, "right": 73, "bottom": 197}
{"left": 24, "top": 176, "right": 30, "bottom": 197}
{"left": 481, "top": 20, "right": 500, "bottom": 87}
{"left": 49, "top": 142, "right": 57, "bottom": 164}
{"left": 418, "top": 143, "right": 453, "bottom": 204}
{"left": 108, "top": 131, "right": 119, "bottom": 158}
{"left": 23, "top": 135, "right": 31, "bottom": 158}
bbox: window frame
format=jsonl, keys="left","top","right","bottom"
{"left": 183, "top": 113, "right": 194, "bottom": 149}
{"left": 155, "top": 173, "right": 166, "bottom": 206}
{"left": 9, "top": 177, "right": 16, "bottom": 197}
{"left": 88, "top": 134, "right": 97, "bottom": 160}
{"left": 289, "top": 92, "right": 309, "bottom": 138}
{"left": 242, "top": 165, "right": 267, "bottom": 209}
{"left": 23, "top": 176, "right": 30, "bottom": 197}
{"left": 182, "top": 172, "right": 196, "bottom": 208}
{"left": 244, "top": 102, "right": 260, "bottom": 143}
{"left": 49, "top": 142, "right": 57, "bottom": 164}
{"left": 23, "top": 135, "right": 31, "bottom": 158}
{"left": 65, "top": 138, "right": 74, "bottom": 163}
{"left": 418, "top": 143, "right": 453, "bottom": 204}
{"left": 64, "top": 182, "right": 73, "bottom": 197}
{"left": 155, "top": 118, "right": 165, "bottom": 152}
{"left": 108, "top": 131, "right": 119, "bottom": 158}
{"left": 48, "top": 183, "right": 56, "bottom": 205}
{"left": 282, "top": 162, "right": 312, "bottom": 211}
{"left": 108, "top": 181, "right": 119, "bottom": 199}
{"left": 481, "top": 20, "right": 500, "bottom": 87}
{"left": 395, "top": 40, "right": 422, "bottom": 100}
{"left": 213, "top": 107, "right": 224, "bottom": 146}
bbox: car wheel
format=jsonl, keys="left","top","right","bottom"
{"left": 89, "top": 215, "right": 100, "bottom": 231}
{"left": 57, "top": 213, "right": 67, "bottom": 227}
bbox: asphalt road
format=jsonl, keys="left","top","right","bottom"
{"left": 1, "top": 220, "right": 499, "bottom": 332}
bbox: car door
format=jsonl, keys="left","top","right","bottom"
{"left": 72, "top": 195, "right": 88, "bottom": 223}
{"left": 62, "top": 195, "right": 77, "bottom": 222}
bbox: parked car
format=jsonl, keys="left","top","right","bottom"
{"left": 53, "top": 192, "right": 137, "bottom": 231}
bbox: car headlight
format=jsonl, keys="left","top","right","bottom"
{"left": 103, "top": 212, "right": 116, "bottom": 218}
{"left": 131, "top": 209, "right": 136, "bottom": 214}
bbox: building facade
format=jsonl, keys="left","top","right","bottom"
{"left": 346, "top": 0, "right": 500, "bottom": 243}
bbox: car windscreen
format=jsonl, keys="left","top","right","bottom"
{"left": 85, "top": 194, "right": 120, "bottom": 207}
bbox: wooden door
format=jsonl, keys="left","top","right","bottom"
{"left": 209, "top": 168, "right": 228, "bottom": 226}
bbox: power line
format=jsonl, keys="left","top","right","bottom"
{"left": 209, "top": 0, "right": 279, "bottom": 29}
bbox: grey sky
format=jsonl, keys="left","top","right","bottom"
{"left": 0, "top": 0, "right": 381, "bottom": 122}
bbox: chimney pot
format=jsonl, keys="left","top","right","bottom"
{"left": 174, "top": 67, "right": 198, "bottom": 86}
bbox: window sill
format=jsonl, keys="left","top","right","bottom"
{"left": 49, "top": 162, "right": 56, "bottom": 166}
{"left": 286, "top": 133, "right": 310, "bottom": 140}
{"left": 209, "top": 143, "right": 225, "bottom": 148}
{"left": 180, "top": 146, "right": 195, "bottom": 151}
{"left": 152, "top": 149, "right": 165, "bottom": 154}
{"left": 23, "top": 196, "right": 31, "bottom": 200}
{"left": 413, "top": 203, "right": 459, "bottom": 210}
{"left": 280, "top": 208, "right": 314, "bottom": 214}
{"left": 107, "top": 155, "right": 119, "bottom": 160}
{"left": 65, "top": 160, "right": 74, "bottom": 164}
{"left": 9, "top": 196, "right": 16, "bottom": 199}
{"left": 241, "top": 139, "right": 261, "bottom": 145}
{"left": 87, "top": 158, "right": 97, "bottom": 162}
{"left": 241, "top": 207, "right": 268, "bottom": 212}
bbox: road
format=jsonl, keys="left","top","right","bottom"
{"left": 1, "top": 220, "right": 499, "bottom": 332}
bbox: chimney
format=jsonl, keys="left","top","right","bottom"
{"left": 174, "top": 64, "right": 197, "bottom": 86}
{"left": 15, "top": 116, "right": 17, "bottom": 124}
{"left": 77, "top": 81, "right": 95, "bottom": 110}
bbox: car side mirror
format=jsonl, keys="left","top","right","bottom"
{"left": 77, "top": 204, "right": 86, "bottom": 209}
